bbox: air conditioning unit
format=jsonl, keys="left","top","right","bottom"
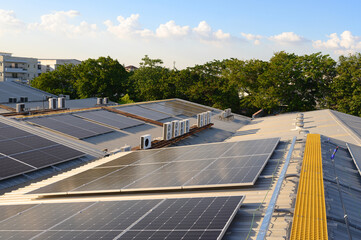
{"left": 184, "top": 119, "right": 190, "bottom": 133}
{"left": 121, "top": 145, "right": 131, "bottom": 152}
{"left": 179, "top": 120, "right": 185, "bottom": 135}
{"left": 207, "top": 111, "right": 212, "bottom": 124}
{"left": 97, "top": 97, "right": 103, "bottom": 105}
{"left": 197, "top": 113, "right": 203, "bottom": 127}
{"left": 48, "top": 98, "right": 57, "bottom": 109}
{"left": 203, "top": 112, "right": 208, "bottom": 125}
{"left": 20, "top": 96, "right": 28, "bottom": 102}
{"left": 16, "top": 103, "right": 25, "bottom": 113}
{"left": 172, "top": 120, "right": 180, "bottom": 138}
{"left": 163, "top": 122, "right": 172, "bottom": 140}
{"left": 103, "top": 97, "right": 109, "bottom": 104}
{"left": 8, "top": 97, "right": 17, "bottom": 103}
{"left": 140, "top": 134, "right": 152, "bottom": 149}
{"left": 58, "top": 97, "right": 65, "bottom": 109}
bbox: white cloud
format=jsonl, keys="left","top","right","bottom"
{"left": 105, "top": 16, "right": 231, "bottom": 44}
{"left": 0, "top": 9, "right": 25, "bottom": 35}
{"left": 313, "top": 31, "right": 361, "bottom": 54}
{"left": 269, "top": 32, "right": 306, "bottom": 43}
{"left": 29, "top": 10, "right": 97, "bottom": 37}
{"left": 193, "top": 21, "right": 230, "bottom": 43}
{"left": 155, "top": 20, "right": 190, "bottom": 38}
{"left": 104, "top": 14, "right": 144, "bottom": 39}
{"left": 241, "top": 33, "right": 263, "bottom": 45}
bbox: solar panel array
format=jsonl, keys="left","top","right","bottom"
{"left": 32, "top": 138, "right": 279, "bottom": 195}
{"left": 347, "top": 143, "right": 361, "bottom": 177}
{"left": 26, "top": 114, "right": 114, "bottom": 139}
{"left": 115, "top": 105, "right": 171, "bottom": 121}
{"left": 74, "top": 110, "right": 145, "bottom": 129}
{"left": 0, "top": 196, "right": 244, "bottom": 240}
{"left": 0, "top": 122, "right": 85, "bottom": 180}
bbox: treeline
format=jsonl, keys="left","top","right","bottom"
{"left": 31, "top": 52, "right": 361, "bottom": 117}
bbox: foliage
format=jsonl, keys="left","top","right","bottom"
{"left": 119, "top": 94, "right": 134, "bottom": 104}
{"left": 327, "top": 53, "right": 361, "bottom": 116}
{"left": 30, "top": 52, "right": 361, "bottom": 117}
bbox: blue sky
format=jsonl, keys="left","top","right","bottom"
{"left": 1, "top": 0, "right": 360, "bottom": 68}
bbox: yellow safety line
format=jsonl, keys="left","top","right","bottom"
{"left": 290, "top": 134, "right": 328, "bottom": 240}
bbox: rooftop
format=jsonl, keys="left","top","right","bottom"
{"left": 0, "top": 81, "right": 361, "bottom": 240}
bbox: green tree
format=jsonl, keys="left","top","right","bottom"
{"left": 31, "top": 64, "right": 77, "bottom": 98}
{"left": 328, "top": 53, "right": 361, "bottom": 115}
{"left": 74, "top": 56, "right": 129, "bottom": 101}
{"left": 130, "top": 55, "right": 170, "bottom": 101}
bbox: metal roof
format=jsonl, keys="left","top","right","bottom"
{"left": 1, "top": 95, "right": 361, "bottom": 239}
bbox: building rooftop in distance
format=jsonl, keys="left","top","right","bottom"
{"left": 0, "top": 90, "right": 361, "bottom": 239}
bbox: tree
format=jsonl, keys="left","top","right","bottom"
{"left": 74, "top": 57, "right": 129, "bottom": 101}
{"left": 31, "top": 64, "right": 77, "bottom": 98}
{"left": 328, "top": 53, "right": 361, "bottom": 116}
{"left": 130, "top": 55, "right": 170, "bottom": 101}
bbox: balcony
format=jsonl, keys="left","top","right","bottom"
{"left": 5, "top": 77, "right": 26, "bottom": 81}
{"left": 5, "top": 67, "right": 27, "bottom": 73}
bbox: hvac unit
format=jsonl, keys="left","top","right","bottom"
{"left": 8, "top": 97, "right": 17, "bottom": 103}
{"left": 97, "top": 97, "right": 103, "bottom": 105}
{"left": 103, "top": 97, "right": 109, "bottom": 104}
{"left": 48, "top": 98, "right": 57, "bottom": 109}
{"left": 172, "top": 120, "right": 180, "bottom": 138}
{"left": 203, "top": 112, "right": 208, "bottom": 125}
{"left": 207, "top": 111, "right": 212, "bottom": 124}
{"left": 179, "top": 120, "right": 185, "bottom": 135}
{"left": 163, "top": 122, "right": 173, "bottom": 140}
{"left": 121, "top": 145, "right": 131, "bottom": 152}
{"left": 20, "top": 96, "right": 28, "bottom": 102}
{"left": 58, "top": 97, "right": 65, "bottom": 109}
{"left": 140, "top": 134, "right": 152, "bottom": 149}
{"left": 184, "top": 119, "right": 190, "bottom": 133}
{"left": 16, "top": 103, "right": 25, "bottom": 113}
{"left": 197, "top": 114, "right": 202, "bottom": 127}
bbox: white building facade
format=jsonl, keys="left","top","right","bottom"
{"left": 38, "top": 59, "right": 81, "bottom": 73}
{"left": 0, "top": 52, "right": 39, "bottom": 83}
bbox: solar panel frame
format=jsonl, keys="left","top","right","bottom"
{"left": 73, "top": 110, "right": 144, "bottom": 130}
{"left": 115, "top": 105, "right": 171, "bottom": 121}
{"left": 347, "top": 143, "right": 361, "bottom": 177}
{"left": 0, "top": 196, "right": 244, "bottom": 240}
{"left": 26, "top": 114, "right": 114, "bottom": 139}
{"left": 31, "top": 138, "right": 279, "bottom": 195}
{"left": 0, "top": 122, "right": 86, "bottom": 180}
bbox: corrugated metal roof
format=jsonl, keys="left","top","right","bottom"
{"left": 321, "top": 137, "right": 361, "bottom": 239}
{"left": 0, "top": 81, "right": 57, "bottom": 103}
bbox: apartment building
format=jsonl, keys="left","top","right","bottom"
{"left": 0, "top": 52, "right": 39, "bottom": 83}
{"left": 38, "top": 59, "right": 81, "bottom": 73}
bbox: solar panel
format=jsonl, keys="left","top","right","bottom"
{"left": 162, "top": 100, "right": 213, "bottom": 116}
{"left": 116, "top": 105, "right": 171, "bottom": 121}
{"left": 26, "top": 114, "right": 114, "bottom": 139}
{"left": 141, "top": 103, "right": 185, "bottom": 116}
{"left": 31, "top": 138, "right": 279, "bottom": 195}
{"left": 0, "top": 196, "right": 244, "bottom": 240}
{"left": 74, "top": 110, "right": 145, "bottom": 130}
{"left": 0, "top": 122, "right": 86, "bottom": 180}
{"left": 347, "top": 143, "right": 361, "bottom": 177}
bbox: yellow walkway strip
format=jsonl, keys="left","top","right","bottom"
{"left": 290, "top": 134, "right": 328, "bottom": 240}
